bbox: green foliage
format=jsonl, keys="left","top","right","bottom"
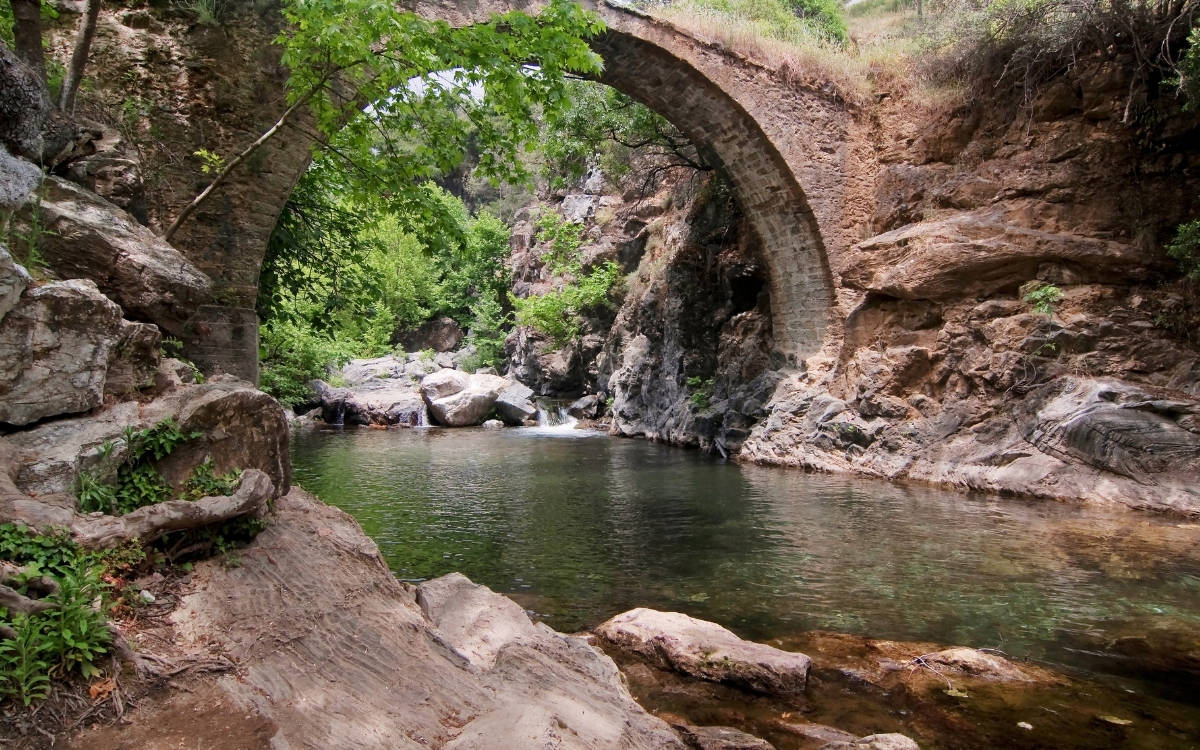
{"left": 540, "top": 80, "right": 708, "bottom": 190}
{"left": 1168, "top": 217, "right": 1200, "bottom": 279}
{"left": 182, "top": 459, "right": 240, "bottom": 501}
{"left": 6, "top": 185, "right": 52, "bottom": 277}
{"left": 0, "top": 525, "right": 113, "bottom": 704}
{"left": 463, "top": 294, "right": 512, "bottom": 371}
{"left": 76, "top": 419, "right": 203, "bottom": 515}
{"left": 687, "top": 376, "right": 715, "bottom": 409}
{"left": 665, "top": 0, "right": 847, "bottom": 45}
{"left": 1176, "top": 26, "right": 1200, "bottom": 109}
{"left": 277, "top": 0, "right": 603, "bottom": 207}
{"left": 1021, "top": 281, "right": 1062, "bottom": 316}
{"left": 511, "top": 212, "right": 621, "bottom": 348}
{"left": 259, "top": 166, "right": 514, "bottom": 403}
{"left": 192, "top": 148, "right": 226, "bottom": 174}
{"left": 177, "top": 0, "right": 233, "bottom": 26}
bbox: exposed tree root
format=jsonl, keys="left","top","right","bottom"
{"left": 72, "top": 469, "right": 274, "bottom": 549}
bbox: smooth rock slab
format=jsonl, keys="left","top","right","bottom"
{"left": 595, "top": 608, "right": 812, "bottom": 695}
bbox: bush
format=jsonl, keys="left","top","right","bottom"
{"left": 924, "top": 0, "right": 1199, "bottom": 108}
{"left": 1167, "top": 216, "right": 1200, "bottom": 280}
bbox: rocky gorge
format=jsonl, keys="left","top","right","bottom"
{"left": 1, "top": 0, "right": 1199, "bottom": 747}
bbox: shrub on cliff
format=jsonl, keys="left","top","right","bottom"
{"left": 923, "top": 0, "right": 1198, "bottom": 111}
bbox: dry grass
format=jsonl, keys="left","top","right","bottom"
{"left": 652, "top": 2, "right": 958, "bottom": 106}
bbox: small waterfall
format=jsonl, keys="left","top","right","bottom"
{"left": 415, "top": 402, "right": 430, "bottom": 428}
{"left": 332, "top": 398, "right": 346, "bottom": 427}
{"left": 533, "top": 399, "right": 578, "bottom": 430}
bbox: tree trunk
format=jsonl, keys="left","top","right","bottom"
{"left": 10, "top": 0, "right": 46, "bottom": 84}
{"left": 59, "top": 0, "right": 102, "bottom": 114}
{"left": 916, "top": 0, "right": 923, "bottom": 18}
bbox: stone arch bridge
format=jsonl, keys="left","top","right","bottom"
{"left": 156, "top": 0, "right": 866, "bottom": 381}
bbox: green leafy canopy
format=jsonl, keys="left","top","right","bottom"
{"left": 278, "top": 0, "right": 605, "bottom": 205}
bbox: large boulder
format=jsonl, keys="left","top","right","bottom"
{"left": 416, "top": 573, "right": 686, "bottom": 749}
{"left": 495, "top": 381, "right": 537, "bottom": 425}
{"left": 0, "top": 279, "right": 124, "bottom": 426}
{"left": 841, "top": 210, "right": 1151, "bottom": 302}
{"left": 10, "top": 177, "right": 211, "bottom": 336}
{"left": 397, "top": 315, "right": 464, "bottom": 353}
{"left": 421, "top": 369, "right": 507, "bottom": 427}
{"left": 595, "top": 608, "right": 812, "bottom": 696}
{"left": 338, "top": 355, "right": 410, "bottom": 387}
{"left": 1, "top": 378, "right": 290, "bottom": 500}
{"left": 343, "top": 381, "right": 426, "bottom": 427}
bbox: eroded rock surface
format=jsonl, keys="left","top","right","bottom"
{"left": 0, "top": 278, "right": 124, "bottom": 426}
{"left": 595, "top": 608, "right": 812, "bottom": 696}
{"left": 9, "top": 177, "right": 211, "bottom": 336}
{"left": 150, "top": 489, "right": 686, "bottom": 750}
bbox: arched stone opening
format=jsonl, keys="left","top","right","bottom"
{"left": 175, "top": 1, "right": 836, "bottom": 381}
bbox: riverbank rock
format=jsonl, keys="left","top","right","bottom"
{"left": 595, "top": 608, "right": 812, "bottom": 696}
{"left": 1, "top": 378, "right": 290, "bottom": 500}
{"left": 9, "top": 177, "right": 211, "bottom": 336}
{"left": 83, "top": 488, "right": 686, "bottom": 749}
{"left": 671, "top": 723, "right": 774, "bottom": 750}
{"left": 421, "top": 369, "right": 507, "bottom": 427}
{"left": 0, "top": 278, "right": 124, "bottom": 426}
{"left": 495, "top": 381, "right": 537, "bottom": 425}
{"left": 820, "top": 734, "right": 920, "bottom": 750}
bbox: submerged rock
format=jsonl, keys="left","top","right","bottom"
{"left": 819, "top": 734, "right": 920, "bottom": 750}
{"left": 595, "top": 608, "right": 812, "bottom": 696}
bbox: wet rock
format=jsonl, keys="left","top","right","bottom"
{"left": 482, "top": 419, "right": 504, "bottom": 430}
{"left": 672, "top": 723, "right": 774, "bottom": 750}
{"left": 842, "top": 210, "right": 1151, "bottom": 302}
{"left": 569, "top": 394, "right": 603, "bottom": 419}
{"left": 819, "top": 734, "right": 920, "bottom": 750}
{"left": 396, "top": 315, "right": 463, "bottom": 353}
{"left": 595, "top": 608, "right": 811, "bottom": 696}
{"left": 343, "top": 383, "right": 426, "bottom": 427}
{"left": 9, "top": 177, "right": 212, "bottom": 336}
{"left": 919, "top": 647, "right": 1045, "bottom": 682}
{"left": 495, "top": 381, "right": 537, "bottom": 425}
{"left": 0, "top": 279, "right": 123, "bottom": 426}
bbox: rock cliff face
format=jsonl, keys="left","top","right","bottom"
{"left": 505, "top": 65, "right": 1200, "bottom": 514}
{"left": 507, "top": 172, "right": 781, "bottom": 454}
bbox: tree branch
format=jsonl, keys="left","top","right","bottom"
{"left": 59, "top": 0, "right": 102, "bottom": 114}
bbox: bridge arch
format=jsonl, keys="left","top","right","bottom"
{"left": 174, "top": 1, "right": 844, "bottom": 380}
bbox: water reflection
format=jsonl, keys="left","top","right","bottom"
{"left": 291, "top": 426, "right": 1200, "bottom": 676}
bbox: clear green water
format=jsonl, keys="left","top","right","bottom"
{"left": 291, "top": 425, "right": 1200, "bottom": 678}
